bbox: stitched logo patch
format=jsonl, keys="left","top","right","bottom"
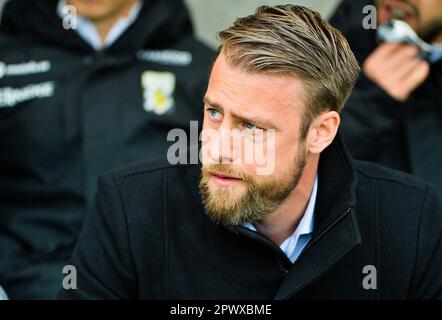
{"left": 141, "top": 71, "right": 176, "bottom": 115}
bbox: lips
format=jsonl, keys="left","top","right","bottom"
{"left": 211, "top": 172, "right": 241, "bottom": 180}
{"left": 210, "top": 172, "right": 242, "bottom": 186}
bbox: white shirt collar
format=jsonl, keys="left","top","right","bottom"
{"left": 57, "top": 0, "right": 142, "bottom": 51}
{"left": 292, "top": 174, "right": 317, "bottom": 237}
{"left": 244, "top": 174, "right": 318, "bottom": 263}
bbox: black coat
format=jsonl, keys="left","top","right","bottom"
{"left": 330, "top": 0, "right": 442, "bottom": 200}
{"left": 0, "top": 0, "right": 213, "bottom": 298}
{"left": 58, "top": 135, "right": 442, "bottom": 299}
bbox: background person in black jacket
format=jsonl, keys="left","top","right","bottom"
{"left": 330, "top": 0, "right": 442, "bottom": 199}
{"left": 0, "top": 0, "right": 213, "bottom": 299}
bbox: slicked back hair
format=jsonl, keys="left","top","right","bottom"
{"left": 216, "top": 5, "right": 360, "bottom": 139}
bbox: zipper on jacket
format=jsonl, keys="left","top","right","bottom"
{"left": 300, "top": 207, "right": 353, "bottom": 255}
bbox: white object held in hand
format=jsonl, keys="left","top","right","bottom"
{"left": 377, "top": 19, "right": 442, "bottom": 63}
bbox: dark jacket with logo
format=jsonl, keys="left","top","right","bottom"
{"left": 329, "top": 0, "right": 442, "bottom": 200}
{"left": 0, "top": 0, "right": 213, "bottom": 298}
{"left": 58, "top": 135, "right": 442, "bottom": 300}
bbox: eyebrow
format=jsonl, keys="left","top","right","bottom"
{"left": 203, "top": 96, "right": 277, "bottom": 129}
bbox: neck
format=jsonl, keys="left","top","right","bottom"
{"left": 254, "top": 154, "right": 319, "bottom": 246}
{"left": 93, "top": 1, "right": 138, "bottom": 44}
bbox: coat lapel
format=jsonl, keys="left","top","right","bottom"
{"left": 273, "top": 207, "right": 361, "bottom": 299}
{"left": 274, "top": 133, "right": 362, "bottom": 299}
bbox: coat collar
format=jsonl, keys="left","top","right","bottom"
{"left": 191, "top": 131, "right": 362, "bottom": 299}
{"left": 274, "top": 131, "right": 362, "bottom": 299}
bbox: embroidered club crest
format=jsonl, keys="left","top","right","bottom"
{"left": 141, "top": 71, "right": 176, "bottom": 115}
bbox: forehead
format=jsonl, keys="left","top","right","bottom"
{"left": 206, "top": 53, "right": 306, "bottom": 122}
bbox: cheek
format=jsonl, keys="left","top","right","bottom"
{"left": 419, "top": 3, "right": 442, "bottom": 29}
{"left": 275, "top": 136, "right": 302, "bottom": 171}
{"left": 241, "top": 132, "right": 297, "bottom": 177}
{"left": 200, "top": 122, "right": 215, "bottom": 164}
{"left": 202, "top": 115, "right": 210, "bottom": 130}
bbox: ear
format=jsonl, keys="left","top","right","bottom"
{"left": 306, "top": 111, "right": 340, "bottom": 154}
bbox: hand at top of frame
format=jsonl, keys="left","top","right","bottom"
{"left": 363, "top": 42, "right": 430, "bottom": 102}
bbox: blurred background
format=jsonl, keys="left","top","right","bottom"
{"left": 183, "top": 0, "right": 342, "bottom": 47}
{"left": 0, "top": 0, "right": 342, "bottom": 48}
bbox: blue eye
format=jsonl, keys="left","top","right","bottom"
{"left": 207, "top": 108, "right": 222, "bottom": 122}
{"left": 246, "top": 122, "right": 258, "bottom": 130}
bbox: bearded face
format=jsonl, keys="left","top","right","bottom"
{"left": 376, "top": 0, "right": 442, "bottom": 42}
{"left": 199, "top": 51, "right": 317, "bottom": 227}
{"left": 199, "top": 139, "right": 307, "bottom": 226}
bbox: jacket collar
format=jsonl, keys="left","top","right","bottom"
{"left": 191, "top": 131, "right": 362, "bottom": 299}
{"left": 274, "top": 131, "right": 362, "bottom": 299}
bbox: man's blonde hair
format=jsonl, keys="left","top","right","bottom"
{"left": 217, "top": 5, "right": 360, "bottom": 138}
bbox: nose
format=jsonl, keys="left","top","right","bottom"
{"left": 204, "top": 122, "right": 241, "bottom": 165}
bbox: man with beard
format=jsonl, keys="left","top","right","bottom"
{"left": 330, "top": 0, "right": 442, "bottom": 199}
{"left": 59, "top": 5, "right": 442, "bottom": 300}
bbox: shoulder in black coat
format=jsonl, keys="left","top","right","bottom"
{"left": 58, "top": 135, "right": 442, "bottom": 299}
